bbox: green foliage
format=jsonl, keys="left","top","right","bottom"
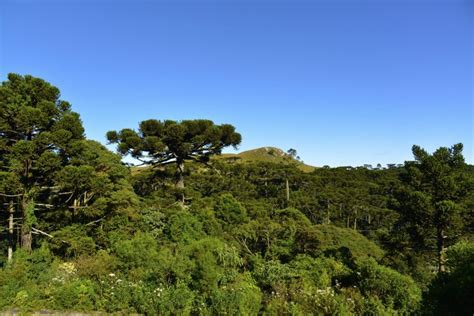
{"left": 113, "top": 232, "right": 159, "bottom": 273}
{"left": 423, "top": 241, "right": 474, "bottom": 315}
{"left": 303, "top": 224, "right": 385, "bottom": 261}
{"left": 355, "top": 258, "right": 422, "bottom": 314}
{"left": 207, "top": 272, "right": 262, "bottom": 315}
{"left": 49, "top": 278, "right": 97, "bottom": 311}
{"left": 107, "top": 119, "right": 242, "bottom": 201}
{"left": 0, "top": 74, "right": 85, "bottom": 251}
{"left": 50, "top": 225, "right": 96, "bottom": 258}
{"left": 214, "top": 193, "right": 248, "bottom": 226}
{"left": 23, "top": 200, "right": 37, "bottom": 232}
{"left": 1, "top": 74, "right": 472, "bottom": 315}
{"left": 445, "top": 240, "right": 474, "bottom": 271}
{"left": 253, "top": 256, "right": 353, "bottom": 315}
{"left": 394, "top": 143, "right": 470, "bottom": 272}
{"left": 165, "top": 211, "right": 206, "bottom": 243}
{"left": 0, "top": 246, "right": 55, "bottom": 311}
{"left": 107, "top": 119, "right": 242, "bottom": 162}
{"left": 150, "top": 281, "right": 195, "bottom": 315}
{"left": 75, "top": 250, "right": 118, "bottom": 280}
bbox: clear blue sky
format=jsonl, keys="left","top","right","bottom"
{"left": 1, "top": 0, "right": 472, "bottom": 166}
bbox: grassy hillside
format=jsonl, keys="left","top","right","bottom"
{"left": 131, "top": 146, "right": 316, "bottom": 174}
{"left": 218, "top": 146, "right": 316, "bottom": 172}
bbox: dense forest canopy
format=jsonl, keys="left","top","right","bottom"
{"left": 0, "top": 74, "right": 473, "bottom": 314}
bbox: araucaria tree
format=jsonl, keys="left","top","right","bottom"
{"left": 107, "top": 119, "right": 241, "bottom": 201}
{"left": 395, "top": 143, "right": 470, "bottom": 272}
{"left": 0, "top": 74, "right": 85, "bottom": 252}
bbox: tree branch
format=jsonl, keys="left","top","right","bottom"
{"left": 0, "top": 193, "right": 23, "bottom": 197}
{"left": 31, "top": 227, "right": 54, "bottom": 238}
{"left": 85, "top": 217, "right": 105, "bottom": 226}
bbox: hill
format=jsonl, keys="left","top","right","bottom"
{"left": 218, "top": 146, "right": 316, "bottom": 172}
{"left": 132, "top": 147, "right": 316, "bottom": 174}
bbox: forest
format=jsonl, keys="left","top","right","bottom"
{"left": 0, "top": 74, "right": 473, "bottom": 315}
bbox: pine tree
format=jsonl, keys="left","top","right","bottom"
{"left": 107, "top": 119, "right": 241, "bottom": 202}
{"left": 0, "top": 74, "right": 85, "bottom": 252}
{"left": 396, "top": 143, "right": 470, "bottom": 272}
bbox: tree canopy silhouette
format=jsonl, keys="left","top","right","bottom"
{"left": 107, "top": 119, "right": 241, "bottom": 201}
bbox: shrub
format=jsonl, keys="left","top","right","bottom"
{"left": 356, "top": 258, "right": 421, "bottom": 314}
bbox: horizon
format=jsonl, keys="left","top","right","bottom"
{"left": 1, "top": 0, "right": 472, "bottom": 167}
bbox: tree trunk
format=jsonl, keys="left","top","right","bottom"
{"left": 21, "top": 159, "right": 33, "bottom": 252}
{"left": 21, "top": 231, "right": 33, "bottom": 253}
{"left": 21, "top": 229, "right": 32, "bottom": 253}
{"left": 21, "top": 197, "right": 32, "bottom": 253}
{"left": 326, "top": 199, "right": 331, "bottom": 224}
{"left": 437, "top": 228, "right": 446, "bottom": 273}
{"left": 72, "top": 198, "right": 78, "bottom": 222}
{"left": 353, "top": 209, "right": 357, "bottom": 230}
{"left": 176, "top": 160, "right": 185, "bottom": 203}
{"left": 285, "top": 178, "right": 290, "bottom": 202}
{"left": 8, "top": 201, "right": 14, "bottom": 262}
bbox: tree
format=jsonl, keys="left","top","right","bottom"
{"left": 0, "top": 74, "right": 85, "bottom": 252}
{"left": 395, "top": 143, "right": 470, "bottom": 272}
{"left": 355, "top": 257, "right": 422, "bottom": 314}
{"left": 107, "top": 119, "right": 241, "bottom": 202}
{"left": 423, "top": 241, "right": 474, "bottom": 315}
{"left": 287, "top": 148, "right": 297, "bottom": 159}
{"left": 44, "top": 140, "right": 138, "bottom": 256}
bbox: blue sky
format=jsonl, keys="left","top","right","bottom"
{"left": 1, "top": 0, "right": 472, "bottom": 166}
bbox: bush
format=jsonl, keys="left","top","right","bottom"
{"left": 298, "top": 225, "right": 384, "bottom": 262}
{"left": 112, "top": 232, "right": 159, "bottom": 277}
{"left": 356, "top": 258, "right": 421, "bottom": 314}
{"left": 207, "top": 272, "right": 262, "bottom": 315}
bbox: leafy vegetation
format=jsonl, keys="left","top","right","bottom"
{"left": 0, "top": 74, "right": 473, "bottom": 314}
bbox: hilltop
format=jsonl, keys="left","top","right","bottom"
{"left": 131, "top": 146, "right": 316, "bottom": 174}
{"left": 218, "top": 146, "right": 316, "bottom": 172}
